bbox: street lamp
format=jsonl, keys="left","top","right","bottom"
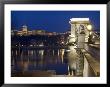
{"left": 89, "top": 31, "right": 92, "bottom": 35}
{"left": 87, "top": 24, "right": 93, "bottom": 43}
{"left": 87, "top": 24, "right": 92, "bottom": 36}
{"left": 87, "top": 24, "right": 92, "bottom": 31}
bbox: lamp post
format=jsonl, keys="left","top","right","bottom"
{"left": 87, "top": 24, "right": 92, "bottom": 43}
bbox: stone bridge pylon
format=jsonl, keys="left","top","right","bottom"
{"left": 68, "top": 18, "right": 92, "bottom": 45}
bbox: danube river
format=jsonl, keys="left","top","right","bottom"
{"left": 11, "top": 46, "right": 99, "bottom": 77}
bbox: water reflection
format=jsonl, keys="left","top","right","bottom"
{"left": 12, "top": 48, "right": 69, "bottom": 76}
{"left": 11, "top": 46, "right": 91, "bottom": 77}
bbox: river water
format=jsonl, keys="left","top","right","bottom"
{"left": 11, "top": 46, "right": 97, "bottom": 77}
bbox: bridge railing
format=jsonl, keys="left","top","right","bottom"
{"left": 81, "top": 49, "right": 100, "bottom": 77}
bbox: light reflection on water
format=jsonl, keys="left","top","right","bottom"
{"left": 11, "top": 46, "right": 92, "bottom": 76}
{"left": 11, "top": 48, "right": 69, "bottom": 75}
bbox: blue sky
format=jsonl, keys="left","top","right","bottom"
{"left": 11, "top": 11, "right": 100, "bottom": 32}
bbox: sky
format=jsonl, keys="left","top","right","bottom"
{"left": 11, "top": 11, "right": 100, "bottom": 33}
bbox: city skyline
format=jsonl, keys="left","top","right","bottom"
{"left": 11, "top": 11, "right": 100, "bottom": 33}
{"left": 11, "top": 11, "right": 100, "bottom": 77}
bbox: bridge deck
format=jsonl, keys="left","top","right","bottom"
{"left": 81, "top": 49, "right": 100, "bottom": 76}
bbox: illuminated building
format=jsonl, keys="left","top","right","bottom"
{"left": 12, "top": 25, "right": 64, "bottom": 36}
{"left": 17, "top": 25, "right": 28, "bottom": 36}
{"left": 22, "top": 25, "right": 28, "bottom": 35}
{"left": 17, "top": 31, "right": 22, "bottom": 36}
{"left": 46, "top": 32, "right": 53, "bottom": 35}
{"left": 28, "top": 31, "right": 33, "bottom": 35}
{"left": 11, "top": 30, "right": 18, "bottom": 36}
{"left": 35, "top": 30, "right": 45, "bottom": 35}
{"left": 32, "top": 30, "right": 36, "bottom": 35}
{"left": 15, "top": 25, "right": 46, "bottom": 36}
{"left": 32, "top": 30, "right": 45, "bottom": 35}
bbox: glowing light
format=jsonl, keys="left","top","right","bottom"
{"left": 87, "top": 25, "right": 92, "bottom": 31}
{"left": 39, "top": 50, "right": 44, "bottom": 56}
{"left": 89, "top": 31, "right": 92, "bottom": 35}
{"left": 39, "top": 44, "right": 44, "bottom": 47}
{"left": 65, "top": 49, "right": 71, "bottom": 52}
{"left": 30, "top": 45, "right": 33, "bottom": 47}
{"left": 61, "top": 42, "right": 64, "bottom": 44}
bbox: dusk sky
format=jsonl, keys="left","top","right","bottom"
{"left": 11, "top": 11, "right": 100, "bottom": 32}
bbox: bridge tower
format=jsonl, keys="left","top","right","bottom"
{"left": 68, "top": 18, "right": 92, "bottom": 44}
{"left": 68, "top": 18, "right": 92, "bottom": 76}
